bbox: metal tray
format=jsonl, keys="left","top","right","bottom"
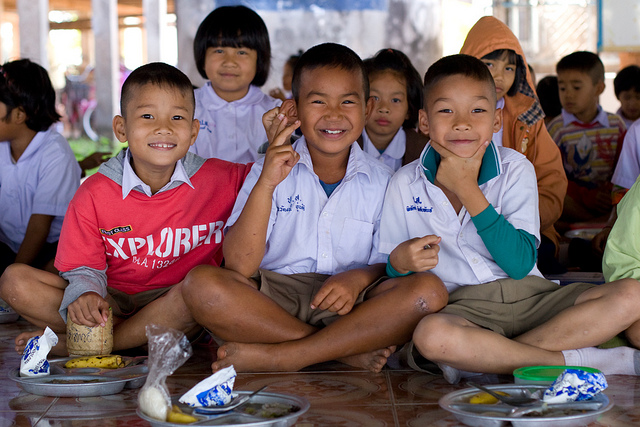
{"left": 8, "top": 355, "right": 148, "bottom": 397}
{"left": 439, "top": 384, "right": 612, "bottom": 427}
{"left": 137, "top": 390, "right": 310, "bottom": 426}
{"left": 0, "top": 307, "right": 19, "bottom": 323}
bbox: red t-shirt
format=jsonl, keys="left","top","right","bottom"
{"left": 55, "top": 158, "right": 250, "bottom": 294}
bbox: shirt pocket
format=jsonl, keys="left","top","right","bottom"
{"left": 335, "top": 218, "right": 374, "bottom": 266}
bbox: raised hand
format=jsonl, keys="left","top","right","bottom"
{"left": 389, "top": 235, "right": 441, "bottom": 274}
{"left": 262, "top": 100, "right": 299, "bottom": 146}
{"left": 258, "top": 114, "right": 301, "bottom": 190}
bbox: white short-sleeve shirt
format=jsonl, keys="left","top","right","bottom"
{"left": 190, "top": 83, "right": 281, "bottom": 163}
{"left": 379, "top": 142, "right": 543, "bottom": 293}
{"left": 362, "top": 128, "right": 405, "bottom": 171}
{"left": 612, "top": 119, "right": 640, "bottom": 190}
{"left": 226, "top": 137, "right": 393, "bottom": 275}
{"left": 0, "top": 129, "right": 81, "bottom": 252}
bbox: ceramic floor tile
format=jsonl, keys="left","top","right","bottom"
{"left": 295, "top": 404, "right": 396, "bottom": 426}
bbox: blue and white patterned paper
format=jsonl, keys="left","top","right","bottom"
{"left": 543, "top": 369, "right": 607, "bottom": 403}
{"left": 179, "top": 365, "right": 237, "bottom": 407}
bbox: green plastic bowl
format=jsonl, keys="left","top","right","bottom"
{"left": 513, "top": 365, "right": 602, "bottom": 385}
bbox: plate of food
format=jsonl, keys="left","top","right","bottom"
{"left": 137, "top": 390, "right": 310, "bottom": 426}
{"left": 439, "top": 384, "right": 612, "bottom": 427}
{"left": 9, "top": 355, "right": 148, "bottom": 397}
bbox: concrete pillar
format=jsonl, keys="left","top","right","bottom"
{"left": 17, "top": 0, "right": 49, "bottom": 68}
{"left": 143, "top": 0, "right": 167, "bottom": 63}
{"left": 91, "top": 0, "right": 119, "bottom": 141}
{"left": 175, "top": 0, "right": 215, "bottom": 88}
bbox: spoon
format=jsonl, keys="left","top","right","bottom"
{"left": 467, "top": 382, "right": 539, "bottom": 407}
{"left": 193, "top": 385, "right": 268, "bottom": 415}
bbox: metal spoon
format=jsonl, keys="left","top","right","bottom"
{"left": 193, "top": 385, "right": 268, "bottom": 415}
{"left": 467, "top": 382, "right": 539, "bottom": 407}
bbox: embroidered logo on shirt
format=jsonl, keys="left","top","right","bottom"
{"left": 100, "top": 225, "right": 132, "bottom": 236}
{"left": 406, "top": 196, "right": 433, "bottom": 213}
{"left": 199, "top": 119, "right": 212, "bottom": 134}
{"left": 277, "top": 195, "right": 305, "bottom": 212}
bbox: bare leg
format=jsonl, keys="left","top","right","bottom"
{"left": 202, "top": 272, "right": 448, "bottom": 373}
{"left": 413, "top": 279, "right": 640, "bottom": 375}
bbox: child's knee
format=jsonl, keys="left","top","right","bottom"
{"left": 0, "top": 264, "right": 31, "bottom": 299}
{"left": 181, "top": 265, "right": 232, "bottom": 306}
{"left": 410, "top": 273, "right": 448, "bottom": 312}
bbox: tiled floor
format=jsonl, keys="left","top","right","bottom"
{"left": 2, "top": 318, "right": 640, "bottom": 426}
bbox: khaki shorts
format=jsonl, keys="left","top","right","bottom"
{"left": 106, "top": 286, "right": 172, "bottom": 318}
{"left": 406, "top": 276, "right": 596, "bottom": 373}
{"left": 252, "top": 269, "right": 381, "bottom": 328}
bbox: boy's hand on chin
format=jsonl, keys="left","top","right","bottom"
{"left": 259, "top": 117, "right": 301, "bottom": 190}
{"left": 390, "top": 235, "right": 441, "bottom": 274}
{"left": 430, "top": 140, "right": 489, "bottom": 196}
{"left": 68, "top": 293, "right": 110, "bottom": 327}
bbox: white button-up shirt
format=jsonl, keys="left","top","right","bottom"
{"left": 612, "top": 119, "right": 640, "bottom": 190}
{"left": 190, "top": 83, "right": 281, "bottom": 163}
{"left": 379, "top": 142, "right": 543, "bottom": 293}
{"left": 362, "top": 128, "right": 405, "bottom": 171}
{"left": 0, "top": 129, "right": 81, "bottom": 252}
{"left": 226, "top": 137, "right": 393, "bottom": 275}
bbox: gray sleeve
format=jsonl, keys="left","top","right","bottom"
{"left": 58, "top": 266, "right": 108, "bottom": 323}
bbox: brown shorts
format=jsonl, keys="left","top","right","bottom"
{"left": 406, "top": 276, "right": 597, "bottom": 373}
{"left": 106, "top": 286, "right": 172, "bottom": 318}
{"left": 252, "top": 269, "right": 381, "bottom": 328}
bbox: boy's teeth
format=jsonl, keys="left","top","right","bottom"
{"left": 324, "top": 130, "right": 342, "bottom": 134}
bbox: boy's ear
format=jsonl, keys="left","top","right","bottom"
{"left": 418, "top": 109, "right": 429, "bottom": 135}
{"left": 595, "top": 80, "right": 605, "bottom": 96}
{"left": 280, "top": 99, "right": 298, "bottom": 122}
{"left": 190, "top": 118, "right": 199, "bottom": 146}
{"left": 11, "top": 107, "right": 27, "bottom": 125}
{"left": 492, "top": 106, "right": 503, "bottom": 133}
{"left": 112, "top": 115, "right": 127, "bottom": 143}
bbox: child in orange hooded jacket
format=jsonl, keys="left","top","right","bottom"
{"left": 460, "top": 16, "right": 568, "bottom": 274}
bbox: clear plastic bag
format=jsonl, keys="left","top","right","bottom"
{"left": 138, "top": 324, "right": 193, "bottom": 421}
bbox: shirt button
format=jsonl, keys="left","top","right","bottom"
{"left": 442, "top": 201, "right": 448, "bottom": 206}
{"left": 322, "top": 212, "right": 328, "bottom": 217}
{"left": 322, "top": 253, "right": 328, "bottom": 258}
{"left": 472, "top": 258, "right": 479, "bottom": 264}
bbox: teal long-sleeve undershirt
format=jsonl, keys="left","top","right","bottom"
{"left": 471, "top": 205, "right": 537, "bottom": 280}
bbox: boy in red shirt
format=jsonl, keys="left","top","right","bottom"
{"left": 0, "top": 63, "right": 250, "bottom": 355}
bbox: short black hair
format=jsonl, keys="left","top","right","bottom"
{"left": 291, "top": 43, "right": 368, "bottom": 102}
{"left": 193, "top": 5, "right": 270, "bottom": 86}
{"left": 285, "top": 50, "right": 303, "bottom": 70}
{"left": 536, "top": 75, "right": 561, "bottom": 119}
{"left": 0, "top": 59, "right": 60, "bottom": 131}
{"left": 423, "top": 54, "right": 496, "bottom": 106}
{"left": 364, "top": 48, "right": 423, "bottom": 129}
{"left": 481, "top": 48, "right": 523, "bottom": 97}
{"left": 614, "top": 65, "right": 640, "bottom": 98}
{"left": 556, "top": 51, "right": 604, "bottom": 85}
{"left": 120, "top": 62, "right": 195, "bottom": 117}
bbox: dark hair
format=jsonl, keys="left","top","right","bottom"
{"left": 364, "top": 48, "right": 423, "bottom": 129}
{"left": 285, "top": 50, "right": 303, "bottom": 70}
{"left": 291, "top": 43, "right": 368, "bottom": 102}
{"left": 481, "top": 48, "right": 524, "bottom": 97}
{"left": 120, "top": 62, "right": 195, "bottom": 117}
{"left": 556, "top": 51, "right": 604, "bottom": 84}
{"left": 193, "top": 5, "right": 270, "bottom": 86}
{"left": 0, "top": 59, "right": 60, "bottom": 131}
{"left": 423, "top": 54, "right": 496, "bottom": 105}
{"left": 536, "top": 75, "right": 561, "bottom": 119}
{"left": 614, "top": 65, "right": 640, "bottom": 98}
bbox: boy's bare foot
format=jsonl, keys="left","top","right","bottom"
{"left": 211, "top": 342, "right": 396, "bottom": 373}
{"left": 337, "top": 346, "right": 396, "bottom": 373}
{"left": 15, "top": 330, "right": 69, "bottom": 356}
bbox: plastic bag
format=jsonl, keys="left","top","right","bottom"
{"left": 138, "top": 324, "right": 193, "bottom": 421}
{"left": 20, "top": 327, "right": 58, "bottom": 377}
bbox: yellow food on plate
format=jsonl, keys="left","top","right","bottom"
{"left": 469, "top": 390, "right": 509, "bottom": 404}
{"left": 167, "top": 405, "right": 198, "bottom": 424}
{"left": 64, "top": 355, "right": 125, "bottom": 369}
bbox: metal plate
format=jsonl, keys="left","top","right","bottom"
{"left": 439, "top": 384, "right": 612, "bottom": 427}
{"left": 137, "top": 390, "right": 310, "bottom": 426}
{"left": 0, "top": 307, "right": 19, "bottom": 323}
{"left": 9, "top": 356, "right": 148, "bottom": 396}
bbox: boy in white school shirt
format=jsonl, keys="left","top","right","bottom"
{"left": 182, "top": 43, "right": 448, "bottom": 373}
{"left": 380, "top": 54, "right": 640, "bottom": 384}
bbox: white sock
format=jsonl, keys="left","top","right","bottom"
{"left": 562, "top": 346, "right": 640, "bottom": 375}
{"left": 438, "top": 363, "right": 482, "bottom": 384}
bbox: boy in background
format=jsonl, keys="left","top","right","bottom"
{"left": 614, "top": 65, "right": 640, "bottom": 129}
{"left": 182, "top": 43, "right": 448, "bottom": 374}
{"left": 381, "top": 54, "right": 640, "bottom": 384}
{"left": 548, "top": 51, "right": 626, "bottom": 226}
{"left": 0, "top": 63, "right": 250, "bottom": 355}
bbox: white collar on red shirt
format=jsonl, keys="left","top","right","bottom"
{"left": 561, "top": 105, "right": 610, "bottom": 127}
{"left": 121, "top": 148, "right": 194, "bottom": 198}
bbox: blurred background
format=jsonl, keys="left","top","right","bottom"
{"left": 0, "top": 0, "right": 637, "bottom": 155}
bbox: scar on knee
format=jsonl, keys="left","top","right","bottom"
{"left": 415, "top": 297, "right": 430, "bottom": 312}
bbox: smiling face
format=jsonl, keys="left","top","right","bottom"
{"left": 419, "top": 74, "right": 501, "bottom": 158}
{"left": 113, "top": 83, "right": 199, "bottom": 186}
{"left": 365, "top": 71, "right": 409, "bottom": 150}
{"left": 204, "top": 46, "right": 258, "bottom": 102}
{"left": 557, "top": 70, "right": 604, "bottom": 123}
{"left": 294, "top": 66, "right": 371, "bottom": 161}
{"left": 482, "top": 51, "right": 516, "bottom": 101}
